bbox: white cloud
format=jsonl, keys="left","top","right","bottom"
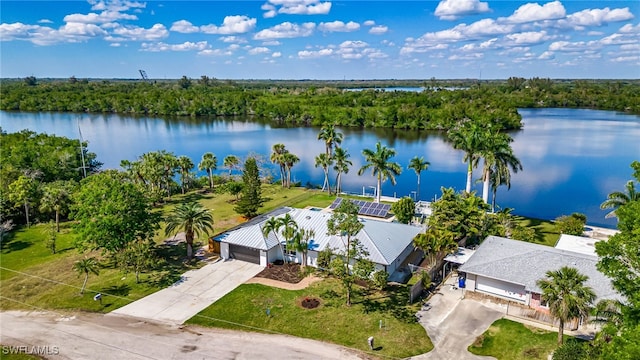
{"left": 200, "top": 16, "right": 257, "bottom": 35}
{"left": 254, "top": 22, "right": 315, "bottom": 40}
{"left": 141, "top": 41, "right": 209, "bottom": 52}
{"left": 340, "top": 40, "right": 368, "bottom": 49}
{"left": 363, "top": 20, "right": 375, "bottom": 26}
{"left": 248, "top": 46, "right": 270, "bottom": 55}
{"left": 318, "top": 21, "right": 359, "bottom": 32}
{"left": 369, "top": 25, "right": 388, "bottom": 35}
{"left": 170, "top": 20, "right": 198, "bottom": 33}
{"left": 503, "top": 1, "right": 566, "bottom": 24}
{"left": 220, "top": 36, "right": 247, "bottom": 43}
{"left": 109, "top": 23, "right": 169, "bottom": 41}
{"left": 538, "top": 51, "right": 555, "bottom": 59}
{"left": 0, "top": 21, "right": 108, "bottom": 45}
{"left": 610, "top": 55, "right": 639, "bottom": 63}
{"left": 505, "top": 31, "right": 549, "bottom": 45}
{"left": 298, "top": 48, "right": 333, "bottom": 59}
{"left": 89, "top": 0, "right": 146, "bottom": 12}
{"left": 272, "top": 51, "right": 282, "bottom": 57}
{"left": 619, "top": 23, "right": 640, "bottom": 34}
{"left": 262, "top": 40, "right": 282, "bottom": 46}
{"left": 435, "top": 0, "right": 490, "bottom": 21}
{"left": 263, "top": 0, "right": 331, "bottom": 17}
{"left": 38, "top": 19, "right": 53, "bottom": 24}
{"left": 63, "top": 10, "right": 137, "bottom": 24}
{"left": 563, "top": 7, "right": 634, "bottom": 28}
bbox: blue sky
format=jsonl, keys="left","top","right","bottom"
{"left": 1, "top": 0, "right": 638, "bottom": 79}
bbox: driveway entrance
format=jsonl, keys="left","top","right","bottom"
{"left": 110, "top": 259, "right": 263, "bottom": 324}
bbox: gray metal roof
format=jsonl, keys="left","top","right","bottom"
{"left": 216, "top": 207, "right": 423, "bottom": 266}
{"left": 459, "top": 236, "right": 620, "bottom": 301}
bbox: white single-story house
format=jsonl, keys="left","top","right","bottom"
{"left": 458, "top": 236, "right": 619, "bottom": 311}
{"left": 214, "top": 207, "right": 424, "bottom": 275}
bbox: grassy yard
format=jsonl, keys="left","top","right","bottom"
{"left": 186, "top": 279, "right": 433, "bottom": 358}
{"left": 514, "top": 216, "right": 560, "bottom": 247}
{"left": 468, "top": 318, "right": 575, "bottom": 360}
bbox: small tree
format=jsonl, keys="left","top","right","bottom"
{"left": 116, "top": 239, "right": 158, "bottom": 283}
{"left": 555, "top": 213, "right": 586, "bottom": 236}
{"left": 165, "top": 202, "right": 214, "bottom": 260}
{"left": 73, "top": 257, "right": 100, "bottom": 295}
{"left": 372, "top": 270, "right": 389, "bottom": 290}
{"left": 317, "top": 247, "right": 333, "bottom": 270}
{"left": 226, "top": 181, "right": 243, "bottom": 201}
{"left": 391, "top": 197, "right": 415, "bottom": 224}
{"left": 234, "top": 158, "right": 265, "bottom": 219}
{"left": 44, "top": 221, "right": 57, "bottom": 254}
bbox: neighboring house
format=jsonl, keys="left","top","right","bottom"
{"left": 458, "top": 236, "right": 619, "bottom": 312}
{"left": 214, "top": 207, "right": 423, "bottom": 275}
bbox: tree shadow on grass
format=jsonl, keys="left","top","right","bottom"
{"left": 0, "top": 230, "right": 33, "bottom": 253}
{"left": 355, "top": 284, "right": 417, "bottom": 323}
{"left": 99, "top": 284, "right": 131, "bottom": 297}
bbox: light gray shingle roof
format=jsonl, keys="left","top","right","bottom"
{"left": 459, "top": 236, "right": 620, "bottom": 301}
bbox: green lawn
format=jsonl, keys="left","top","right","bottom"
{"left": 186, "top": 279, "right": 433, "bottom": 358}
{"left": 468, "top": 318, "right": 575, "bottom": 360}
{"left": 514, "top": 216, "right": 560, "bottom": 247}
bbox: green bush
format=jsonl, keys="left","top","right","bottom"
{"left": 372, "top": 270, "right": 389, "bottom": 289}
{"left": 554, "top": 213, "right": 586, "bottom": 236}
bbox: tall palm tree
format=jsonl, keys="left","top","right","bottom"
{"left": 315, "top": 153, "right": 333, "bottom": 193}
{"left": 293, "top": 228, "right": 315, "bottom": 268}
{"left": 479, "top": 132, "right": 522, "bottom": 205}
{"left": 262, "top": 216, "right": 286, "bottom": 261}
{"left": 600, "top": 180, "right": 639, "bottom": 218}
{"left": 198, "top": 152, "right": 217, "bottom": 190}
{"left": 177, "top": 155, "right": 194, "bottom": 194}
{"left": 39, "top": 180, "right": 74, "bottom": 232}
{"left": 358, "top": 142, "right": 402, "bottom": 203}
{"left": 270, "top": 143, "right": 287, "bottom": 187}
{"left": 536, "top": 266, "right": 596, "bottom": 345}
{"left": 332, "top": 147, "right": 352, "bottom": 195}
{"left": 489, "top": 161, "right": 513, "bottom": 213}
{"left": 283, "top": 152, "right": 300, "bottom": 188}
{"left": 448, "top": 120, "right": 489, "bottom": 193}
{"left": 73, "top": 257, "right": 100, "bottom": 295}
{"left": 317, "top": 123, "right": 343, "bottom": 158}
{"left": 165, "top": 202, "right": 214, "bottom": 260}
{"left": 223, "top": 155, "right": 240, "bottom": 177}
{"left": 278, "top": 213, "right": 298, "bottom": 262}
{"left": 408, "top": 156, "right": 430, "bottom": 200}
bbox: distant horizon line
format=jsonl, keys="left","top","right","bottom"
{"left": 3, "top": 77, "right": 639, "bottom": 82}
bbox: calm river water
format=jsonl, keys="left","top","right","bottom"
{"left": 1, "top": 108, "right": 638, "bottom": 228}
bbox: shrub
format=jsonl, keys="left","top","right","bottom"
{"left": 372, "top": 270, "right": 389, "bottom": 290}
{"left": 555, "top": 213, "right": 586, "bottom": 236}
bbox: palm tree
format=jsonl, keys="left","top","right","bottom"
{"left": 600, "top": 180, "right": 639, "bottom": 218}
{"left": 317, "top": 123, "right": 343, "bottom": 158}
{"left": 270, "top": 143, "right": 287, "bottom": 187}
{"left": 278, "top": 213, "right": 298, "bottom": 262}
{"left": 479, "top": 132, "right": 522, "bottom": 205}
{"left": 448, "top": 120, "right": 489, "bottom": 193}
{"left": 413, "top": 228, "right": 456, "bottom": 267}
{"left": 165, "top": 202, "right": 214, "bottom": 260}
{"left": 223, "top": 155, "right": 240, "bottom": 177}
{"left": 489, "top": 161, "right": 513, "bottom": 213}
{"left": 262, "top": 216, "right": 286, "bottom": 261}
{"left": 408, "top": 156, "right": 430, "bottom": 200}
{"left": 73, "top": 257, "right": 100, "bottom": 295}
{"left": 198, "top": 152, "right": 217, "bottom": 190}
{"left": 283, "top": 152, "right": 299, "bottom": 188}
{"left": 292, "top": 228, "right": 315, "bottom": 268}
{"left": 39, "top": 180, "right": 74, "bottom": 232}
{"left": 332, "top": 147, "right": 352, "bottom": 195}
{"left": 358, "top": 142, "right": 402, "bottom": 203}
{"left": 536, "top": 266, "right": 596, "bottom": 345}
{"left": 177, "top": 155, "right": 194, "bottom": 194}
{"left": 315, "top": 153, "right": 333, "bottom": 193}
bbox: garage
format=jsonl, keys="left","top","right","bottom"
{"left": 475, "top": 276, "right": 527, "bottom": 302}
{"left": 229, "top": 244, "right": 260, "bottom": 264}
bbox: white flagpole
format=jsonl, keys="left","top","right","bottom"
{"left": 78, "top": 118, "right": 87, "bottom": 178}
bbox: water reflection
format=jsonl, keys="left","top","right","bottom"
{"left": 1, "top": 108, "right": 638, "bottom": 228}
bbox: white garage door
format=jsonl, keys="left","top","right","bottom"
{"left": 476, "top": 276, "right": 527, "bottom": 302}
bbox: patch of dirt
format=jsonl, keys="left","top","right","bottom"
{"left": 300, "top": 297, "right": 320, "bottom": 309}
{"left": 255, "top": 263, "right": 304, "bottom": 284}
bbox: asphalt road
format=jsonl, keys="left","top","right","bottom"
{"left": 0, "top": 311, "right": 364, "bottom": 360}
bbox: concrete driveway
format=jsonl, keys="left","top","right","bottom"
{"left": 412, "top": 276, "right": 506, "bottom": 360}
{"left": 110, "top": 259, "right": 263, "bottom": 324}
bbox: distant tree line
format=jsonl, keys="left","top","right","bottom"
{"left": 2, "top": 77, "right": 637, "bottom": 130}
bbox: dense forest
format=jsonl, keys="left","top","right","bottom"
{"left": 1, "top": 77, "right": 638, "bottom": 131}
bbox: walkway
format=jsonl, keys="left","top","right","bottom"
{"left": 110, "top": 259, "right": 263, "bottom": 325}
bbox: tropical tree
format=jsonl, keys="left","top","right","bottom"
{"left": 489, "top": 160, "right": 514, "bottom": 212}
{"left": 282, "top": 152, "right": 300, "bottom": 188}
{"left": 413, "top": 227, "right": 457, "bottom": 268}
{"left": 164, "top": 201, "right": 214, "bottom": 260}
{"left": 408, "top": 156, "right": 430, "bottom": 200}
{"left": 8, "top": 175, "right": 38, "bottom": 228}
{"left": 270, "top": 143, "right": 287, "bottom": 187}
{"left": 223, "top": 155, "right": 240, "bottom": 177}
{"left": 278, "top": 213, "right": 298, "bottom": 262}
{"left": 262, "top": 216, "right": 286, "bottom": 261}
{"left": 293, "top": 228, "right": 314, "bottom": 268}
{"left": 39, "top": 180, "right": 75, "bottom": 232}
{"left": 479, "top": 131, "right": 521, "bottom": 204}
{"left": 315, "top": 153, "right": 333, "bottom": 193}
{"left": 116, "top": 239, "right": 158, "bottom": 283}
{"left": 198, "top": 152, "right": 217, "bottom": 190}
{"left": 234, "top": 157, "right": 265, "bottom": 219}
{"left": 73, "top": 257, "right": 100, "bottom": 295}
{"left": 317, "top": 123, "right": 343, "bottom": 158}
{"left": 177, "top": 155, "right": 194, "bottom": 194}
{"left": 600, "top": 180, "right": 639, "bottom": 218}
{"left": 536, "top": 266, "right": 596, "bottom": 345}
{"left": 391, "top": 197, "right": 415, "bottom": 224}
{"left": 358, "top": 142, "right": 402, "bottom": 203}
{"left": 332, "top": 147, "right": 352, "bottom": 194}
{"left": 448, "top": 120, "right": 489, "bottom": 193}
